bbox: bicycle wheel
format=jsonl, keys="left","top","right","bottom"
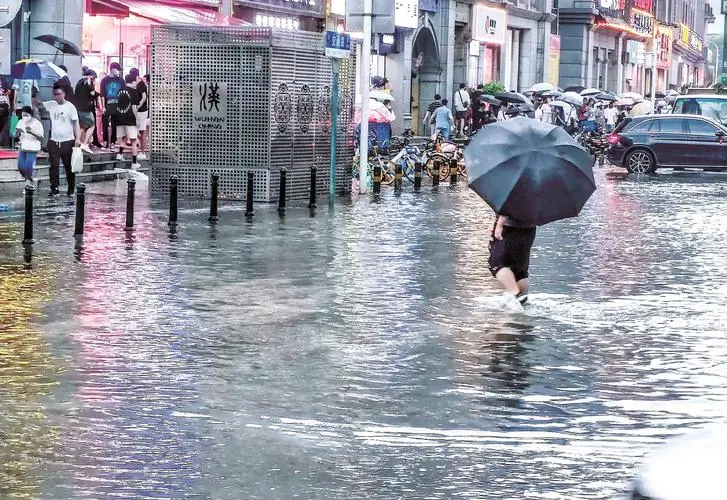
{"left": 424, "top": 153, "right": 451, "bottom": 181}
{"left": 380, "top": 159, "right": 397, "bottom": 185}
{"left": 402, "top": 159, "right": 416, "bottom": 182}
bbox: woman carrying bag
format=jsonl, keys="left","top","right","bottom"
{"left": 14, "top": 105, "right": 44, "bottom": 188}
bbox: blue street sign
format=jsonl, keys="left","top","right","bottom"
{"left": 325, "top": 31, "right": 351, "bottom": 59}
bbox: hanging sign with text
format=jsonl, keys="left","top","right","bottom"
{"left": 193, "top": 82, "right": 228, "bottom": 131}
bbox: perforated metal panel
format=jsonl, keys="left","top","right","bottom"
{"left": 150, "top": 25, "right": 354, "bottom": 201}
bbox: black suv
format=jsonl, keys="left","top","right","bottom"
{"left": 607, "top": 114, "right": 727, "bottom": 173}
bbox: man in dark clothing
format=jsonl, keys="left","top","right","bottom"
{"left": 74, "top": 68, "right": 98, "bottom": 153}
{"left": 471, "top": 84, "right": 486, "bottom": 133}
{"left": 115, "top": 74, "right": 141, "bottom": 169}
{"left": 422, "top": 93, "right": 442, "bottom": 136}
{"left": 129, "top": 68, "right": 148, "bottom": 159}
{"left": 100, "top": 62, "right": 125, "bottom": 148}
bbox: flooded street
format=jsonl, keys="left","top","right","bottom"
{"left": 1, "top": 168, "right": 727, "bottom": 499}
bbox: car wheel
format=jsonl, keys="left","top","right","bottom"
{"left": 625, "top": 149, "right": 656, "bottom": 174}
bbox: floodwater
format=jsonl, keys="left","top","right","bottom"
{"left": 1, "top": 168, "right": 727, "bottom": 499}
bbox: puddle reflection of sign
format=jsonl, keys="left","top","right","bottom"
{"left": 193, "top": 82, "right": 227, "bottom": 131}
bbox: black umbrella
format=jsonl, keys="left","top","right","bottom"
{"left": 594, "top": 92, "right": 618, "bottom": 101}
{"left": 563, "top": 85, "right": 585, "bottom": 93}
{"left": 465, "top": 117, "right": 596, "bottom": 226}
{"left": 478, "top": 94, "right": 502, "bottom": 105}
{"left": 495, "top": 91, "right": 532, "bottom": 105}
{"left": 34, "top": 35, "right": 83, "bottom": 56}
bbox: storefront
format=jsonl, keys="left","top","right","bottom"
{"left": 671, "top": 23, "right": 704, "bottom": 89}
{"left": 84, "top": 0, "right": 243, "bottom": 76}
{"left": 471, "top": 4, "right": 506, "bottom": 85}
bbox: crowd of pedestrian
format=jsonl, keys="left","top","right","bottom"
{"left": 13, "top": 62, "right": 150, "bottom": 196}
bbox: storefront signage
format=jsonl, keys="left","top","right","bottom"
{"left": 598, "top": 0, "right": 624, "bottom": 12}
{"left": 633, "top": 0, "right": 652, "bottom": 10}
{"left": 656, "top": 24, "right": 672, "bottom": 70}
{"left": 547, "top": 34, "right": 560, "bottom": 88}
{"left": 630, "top": 9, "right": 654, "bottom": 37}
{"left": 473, "top": 5, "right": 506, "bottom": 45}
{"left": 325, "top": 31, "right": 350, "bottom": 58}
{"left": 395, "top": 0, "right": 419, "bottom": 29}
{"left": 678, "top": 23, "right": 703, "bottom": 53}
{"left": 707, "top": 48, "right": 714, "bottom": 63}
{"left": 193, "top": 82, "right": 227, "bottom": 131}
{"left": 236, "top": 0, "right": 324, "bottom": 17}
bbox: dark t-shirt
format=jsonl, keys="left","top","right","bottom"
{"left": 136, "top": 80, "right": 148, "bottom": 113}
{"left": 100, "top": 75, "right": 125, "bottom": 111}
{"left": 74, "top": 78, "right": 97, "bottom": 112}
{"left": 427, "top": 100, "right": 442, "bottom": 114}
{"left": 114, "top": 85, "right": 139, "bottom": 126}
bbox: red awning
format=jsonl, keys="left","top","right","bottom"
{"left": 89, "top": 0, "right": 247, "bottom": 26}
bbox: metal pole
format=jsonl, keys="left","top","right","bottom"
{"left": 309, "top": 165, "right": 318, "bottom": 209}
{"left": 245, "top": 171, "right": 254, "bottom": 217}
{"left": 209, "top": 173, "right": 219, "bottom": 222}
{"left": 125, "top": 177, "right": 136, "bottom": 232}
{"left": 330, "top": 59, "right": 340, "bottom": 201}
{"left": 278, "top": 168, "right": 287, "bottom": 215}
{"left": 413, "top": 163, "right": 422, "bottom": 192}
{"left": 722, "top": 9, "right": 727, "bottom": 83}
{"left": 372, "top": 164, "right": 381, "bottom": 195}
{"left": 22, "top": 185, "right": 34, "bottom": 245}
{"left": 168, "top": 175, "right": 179, "bottom": 228}
{"left": 359, "top": 0, "right": 372, "bottom": 194}
{"left": 74, "top": 183, "right": 86, "bottom": 236}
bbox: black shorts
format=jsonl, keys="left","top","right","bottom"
{"left": 488, "top": 226, "right": 537, "bottom": 281}
{"left": 455, "top": 110, "right": 467, "bottom": 120}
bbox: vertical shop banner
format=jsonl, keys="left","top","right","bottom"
{"left": 0, "top": 29, "right": 10, "bottom": 76}
{"left": 548, "top": 35, "right": 560, "bottom": 87}
{"left": 193, "top": 82, "right": 228, "bottom": 131}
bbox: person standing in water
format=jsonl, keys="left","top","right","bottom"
{"left": 488, "top": 214, "right": 536, "bottom": 305}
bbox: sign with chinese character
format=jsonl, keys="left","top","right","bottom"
{"left": 0, "top": 29, "right": 10, "bottom": 76}
{"left": 631, "top": 9, "right": 654, "bottom": 37}
{"left": 193, "top": 82, "right": 227, "bottom": 131}
{"left": 626, "top": 40, "right": 646, "bottom": 64}
{"left": 473, "top": 5, "right": 506, "bottom": 45}
{"left": 633, "top": 0, "right": 652, "bottom": 10}
{"left": 707, "top": 48, "right": 713, "bottom": 63}
{"left": 677, "top": 23, "right": 703, "bottom": 53}
{"left": 598, "top": 0, "right": 625, "bottom": 12}
{"left": 656, "top": 24, "right": 672, "bottom": 70}
{"left": 395, "top": 0, "right": 418, "bottom": 29}
{"left": 325, "top": 31, "right": 351, "bottom": 58}
{"left": 679, "top": 23, "right": 690, "bottom": 47}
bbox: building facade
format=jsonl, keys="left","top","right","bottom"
{"left": 557, "top": 0, "right": 713, "bottom": 94}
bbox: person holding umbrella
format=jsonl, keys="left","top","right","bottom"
{"left": 465, "top": 117, "right": 595, "bottom": 306}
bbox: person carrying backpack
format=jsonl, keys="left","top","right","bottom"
{"left": 114, "top": 74, "right": 141, "bottom": 169}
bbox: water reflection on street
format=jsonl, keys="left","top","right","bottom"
{"left": 1, "top": 168, "right": 727, "bottom": 498}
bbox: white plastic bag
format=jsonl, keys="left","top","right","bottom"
{"left": 71, "top": 147, "right": 84, "bottom": 173}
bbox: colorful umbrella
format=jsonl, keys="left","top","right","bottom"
{"left": 11, "top": 59, "right": 66, "bottom": 80}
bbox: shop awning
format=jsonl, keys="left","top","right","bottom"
{"left": 89, "top": 0, "right": 246, "bottom": 26}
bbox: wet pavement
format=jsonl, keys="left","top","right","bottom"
{"left": 1, "top": 168, "right": 727, "bottom": 499}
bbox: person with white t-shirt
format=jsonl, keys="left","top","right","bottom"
{"left": 36, "top": 82, "right": 81, "bottom": 196}
{"left": 14, "top": 105, "right": 44, "bottom": 188}
{"left": 453, "top": 83, "right": 470, "bottom": 138}
{"left": 603, "top": 102, "right": 618, "bottom": 132}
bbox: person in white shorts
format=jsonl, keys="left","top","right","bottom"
{"left": 130, "top": 68, "right": 148, "bottom": 160}
{"left": 114, "top": 74, "right": 141, "bottom": 169}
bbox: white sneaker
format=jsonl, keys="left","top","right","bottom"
{"left": 137, "top": 152, "right": 147, "bottom": 160}
{"left": 116, "top": 153, "right": 124, "bottom": 161}
{"left": 131, "top": 162, "right": 141, "bottom": 170}
{"left": 80, "top": 144, "right": 92, "bottom": 154}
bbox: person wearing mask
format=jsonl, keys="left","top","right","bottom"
{"left": 100, "top": 62, "right": 124, "bottom": 149}
{"left": 130, "top": 68, "right": 148, "bottom": 160}
{"left": 115, "top": 74, "right": 141, "bottom": 170}
{"left": 14, "top": 106, "right": 44, "bottom": 188}
{"left": 422, "top": 93, "right": 442, "bottom": 136}
{"left": 454, "top": 83, "right": 470, "bottom": 137}
{"left": 74, "top": 68, "right": 98, "bottom": 153}
{"left": 432, "top": 98, "right": 454, "bottom": 139}
{"left": 34, "top": 82, "right": 82, "bottom": 196}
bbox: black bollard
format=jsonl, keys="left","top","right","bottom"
{"left": 209, "top": 173, "right": 219, "bottom": 222}
{"left": 450, "top": 158, "right": 458, "bottom": 185}
{"left": 168, "top": 175, "right": 179, "bottom": 228}
{"left": 308, "top": 165, "right": 317, "bottom": 209}
{"left": 414, "top": 162, "right": 422, "bottom": 192}
{"left": 372, "top": 164, "right": 382, "bottom": 195}
{"left": 245, "top": 171, "right": 254, "bottom": 217}
{"left": 432, "top": 160, "right": 440, "bottom": 188}
{"left": 22, "top": 185, "right": 34, "bottom": 244}
{"left": 125, "top": 177, "right": 136, "bottom": 232}
{"left": 74, "top": 183, "right": 86, "bottom": 236}
{"left": 394, "top": 163, "right": 403, "bottom": 195}
{"left": 278, "top": 168, "right": 287, "bottom": 215}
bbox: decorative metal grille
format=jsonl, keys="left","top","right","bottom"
{"left": 150, "top": 26, "right": 353, "bottom": 201}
